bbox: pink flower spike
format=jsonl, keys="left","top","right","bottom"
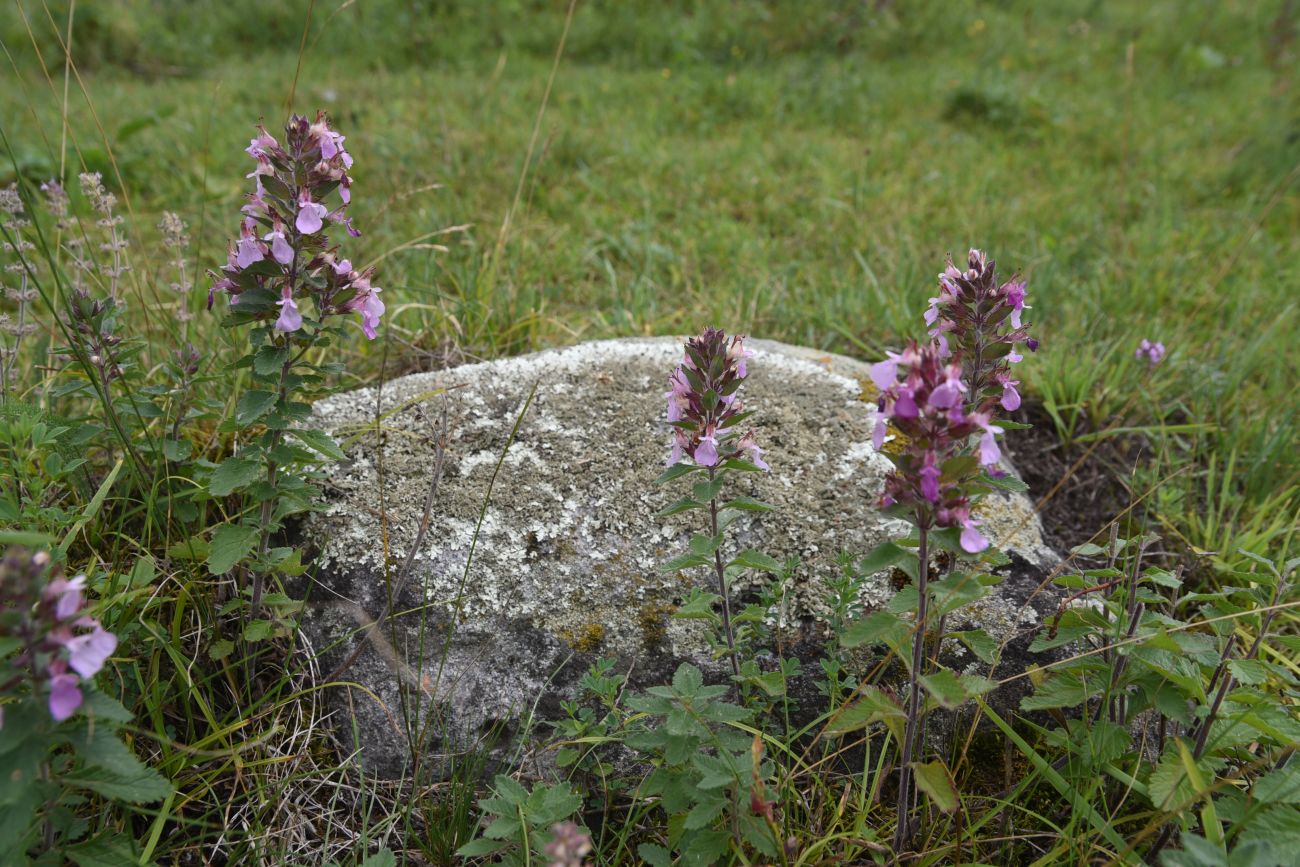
{"left": 245, "top": 127, "right": 278, "bottom": 160}
{"left": 66, "top": 625, "right": 117, "bottom": 678}
{"left": 960, "top": 521, "right": 989, "bottom": 554}
{"left": 339, "top": 178, "right": 352, "bottom": 204}
{"left": 333, "top": 258, "right": 353, "bottom": 276}
{"left": 295, "top": 189, "right": 327, "bottom": 235}
{"left": 49, "top": 673, "right": 83, "bottom": 721}
{"left": 1000, "top": 380, "right": 1021, "bottom": 411}
{"left": 49, "top": 575, "right": 86, "bottom": 620}
{"left": 919, "top": 462, "right": 941, "bottom": 503}
{"left": 978, "top": 429, "right": 1002, "bottom": 466}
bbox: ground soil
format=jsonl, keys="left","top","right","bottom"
{"left": 1005, "top": 403, "right": 1141, "bottom": 554}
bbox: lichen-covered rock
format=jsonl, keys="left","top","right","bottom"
{"left": 299, "top": 338, "right": 1060, "bottom": 777}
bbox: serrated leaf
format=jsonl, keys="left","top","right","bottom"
{"left": 1227, "top": 659, "right": 1269, "bottom": 685}
{"left": 253, "top": 345, "right": 289, "bottom": 377}
{"left": 658, "top": 496, "right": 704, "bottom": 517}
{"left": 857, "top": 541, "right": 912, "bottom": 575}
{"left": 921, "top": 669, "right": 992, "bottom": 710}
{"left": 980, "top": 471, "right": 1029, "bottom": 493}
{"left": 1253, "top": 765, "right": 1300, "bottom": 805}
{"left": 454, "top": 837, "right": 507, "bottom": 857}
{"left": 287, "top": 428, "right": 346, "bottom": 461}
{"left": 840, "top": 610, "right": 908, "bottom": 650}
{"left": 358, "top": 848, "right": 396, "bottom": 867}
{"left": 912, "top": 760, "right": 959, "bottom": 813}
{"left": 162, "top": 438, "right": 192, "bottom": 461}
{"left": 79, "top": 690, "right": 134, "bottom": 724}
{"left": 63, "top": 764, "right": 170, "bottom": 804}
{"left": 655, "top": 463, "right": 699, "bottom": 484}
{"left": 208, "top": 455, "right": 261, "bottom": 497}
{"left": 728, "top": 549, "right": 781, "bottom": 573}
{"left": 638, "top": 843, "right": 673, "bottom": 867}
{"left": 207, "top": 524, "right": 259, "bottom": 574}
{"left": 719, "top": 495, "right": 773, "bottom": 512}
{"left": 235, "top": 390, "right": 278, "bottom": 426}
{"left": 208, "top": 639, "right": 235, "bottom": 661}
{"left": 691, "top": 477, "right": 725, "bottom": 503}
{"left": 672, "top": 663, "right": 704, "bottom": 696}
{"left": 689, "top": 533, "right": 722, "bottom": 558}
{"left": 825, "top": 687, "right": 905, "bottom": 741}
{"left": 67, "top": 830, "right": 140, "bottom": 867}
{"left": 684, "top": 796, "right": 728, "bottom": 830}
{"left": 243, "top": 620, "right": 274, "bottom": 642}
{"left": 951, "top": 629, "right": 1001, "bottom": 664}
{"left": 661, "top": 553, "right": 710, "bottom": 573}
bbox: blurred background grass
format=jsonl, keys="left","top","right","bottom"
{"left": 2, "top": 0, "right": 1298, "bottom": 567}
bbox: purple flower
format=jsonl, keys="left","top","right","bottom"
{"left": 46, "top": 575, "right": 86, "bottom": 621}
{"left": 360, "top": 290, "right": 385, "bottom": 340}
{"left": 65, "top": 625, "right": 117, "bottom": 678}
{"left": 695, "top": 433, "right": 720, "bottom": 467}
{"left": 235, "top": 220, "right": 265, "bottom": 269}
{"left": 275, "top": 286, "right": 303, "bottom": 333}
{"left": 264, "top": 221, "right": 293, "bottom": 265}
{"left": 296, "top": 188, "right": 327, "bottom": 235}
{"left": 919, "top": 454, "right": 941, "bottom": 503}
{"left": 245, "top": 127, "right": 278, "bottom": 160}
{"left": 997, "top": 373, "right": 1021, "bottom": 411}
{"left": 48, "top": 672, "right": 83, "bottom": 721}
{"left": 870, "top": 356, "right": 899, "bottom": 391}
{"left": 1136, "top": 339, "right": 1166, "bottom": 367}
{"left": 960, "top": 520, "right": 989, "bottom": 554}
{"left": 738, "top": 432, "right": 769, "bottom": 470}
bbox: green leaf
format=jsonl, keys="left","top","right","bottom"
{"left": 208, "top": 455, "right": 262, "bottom": 497}
{"left": 162, "top": 438, "right": 192, "bottom": 461}
{"left": 638, "top": 843, "right": 673, "bottom": 867}
{"left": 951, "top": 629, "right": 1001, "bottom": 664}
{"left": 1253, "top": 765, "right": 1300, "bottom": 805}
{"left": 684, "top": 796, "right": 728, "bottom": 830}
{"left": 672, "top": 664, "right": 704, "bottom": 696}
{"left": 243, "top": 620, "right": 274, "bottom": 642}
{"left": 455, "top": 838, "right": 507, "bottom": 857}
{"left": 1226, "top": 659, "right": 1269, "bottom": 685}
{"left": 825, "top": 687, "right": 905, "bottom": 741}
{"left": 912, "top": 760, "right": 959, "bottom": 813}
{"left": 358, "top": 848, "right": 397, "bottom": 867}
{"left": 719, "top": 495, "right": 773, "bottom": 512}
{"left": 79, "top": 690, "right": 134, "bottom": 724}
{"left": 655, "top": 463, "right": 699, "bottom": 484}
{"left": 658, "top": 496, "right": 704, "bottom": 517}
{"left": 689, "top": 533, "right": 723, "bottom": 558}
{"left": 728, "top": 549, "right": 782, "bottom": 573}
{"left": 661, "top": 553, "right": 710, "bottom": 573}
{"left": 63, "top": 764, "right": 170, "bottom": 804}
{"left": 67, "top": 830, "right": 140, "bottom": 867}
{"left": 692, "top": 477, "right": 725, "bottom": 503}
{"left": 979, "top": 471, "right": 1029, "bottom": 493}
{"left": 921, "top": 669, "right": 993, "bottom": 709}
{"left": 235, "top": 390, "right": 278, "bottom": 426}
{"left": 253, "top": 345, "right": 290, "bottom": 377}
{"left": 857, "top": 541, "right": 912, "bottom": 575}
{"left": 287, "top": 428, "right": 346, "bottom": 461}
{"left": 840, "top": 610, "right": 908, "bottom": 651}
{"left": 207, "top": 524, "right": 259, "bottom": 574}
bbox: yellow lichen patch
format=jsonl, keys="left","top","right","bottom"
{"left": 559, "top": 622, "right": 606, "bottom": 653}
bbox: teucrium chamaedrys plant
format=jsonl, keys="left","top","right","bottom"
{"left": 0, "top": 546, "right": 169, "bottom": 859}
{"left": 657, "top": 328, "right": 775, "bottom": 679}
{"left": 205, "top": 113, "right": 382, "bottom": 628}
{"left": 864, "top": 249, "right": 1035, "bottom": 851}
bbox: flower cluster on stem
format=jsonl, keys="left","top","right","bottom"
{"left": 210, "top": 112, "right": 383, "bottom": 340}
{"left": 0, "top": 548, "right": 117, "bottom": 724}
{"left": 665, "top": 328, "right": 766, "bottom": 470}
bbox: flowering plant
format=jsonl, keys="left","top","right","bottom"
{"left": 862, "top": 250, "right": 1035, "bottom": 852}
{"left": 0, "top": 546, "right": 168, "bottom": 859}
{"left": 203, "top": 113, "right": 374, "bottom": 629}
{"left": 658, "top": 328, "right": 777, "bottom": 679}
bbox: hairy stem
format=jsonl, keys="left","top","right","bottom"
{"left": 708, "top": 466, "right": 741, "bottom": 680}
{"left": 894, "top": 521, "right": 930, "bottom": 853}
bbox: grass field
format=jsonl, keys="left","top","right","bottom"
{"left": 2, "top": 1, "right": 1298, "bottom": 863}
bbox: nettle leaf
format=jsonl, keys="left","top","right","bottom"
{"left": 207, "top": 524, "right": 259, "bottom": 574}
{"left": 1227, "top": 659, "right": 1270, "bottom": 685}
{"left": 1148, "top": 743, "right": 1225, "bottom": 810}
{"left": 921, "top": 669, "right": 993, "bottom": 710}
{"left": 689, "top": 534, "right": 723, "bottom": 558}
{"left": 951, "top": 629, "right": 1001, "bottom": 664}
{"left": 243, "top": 620, "right": 275, "bottom": 642}
{"left": 672, "top": 663, "right": 705, "bottom": 697}
{"left": 728, "top": 549, "right": 782, "bottom": 573}
{"left": 691, "top": 477, "right": 725, "bottom": 503}
{"left": 912, "top": 760, "right": 959, "bottom": 813}
{"left": 253, "top": 345, "right": 290, "bottom": 377}
{"left": 658, "top": 497, "right": 703, "bottom": 517}
{"left": 63, "top": 763, "right": 170, "bottom": 804}
{"left": 1252, "top": 764, "right": 1300, "bottom": 804}
{"left": 1021, "top": 672, "right": 1095, "bottom": 712}
{"left": 720, "top": 495, "right": 773, "bottom": 512}
{"left": 840, "top": 610, "right": 908, "bottom": 651}
{"left": 287, "top": 428, "right": 346, "bottom": 461}
{"left": 684, "top": 796, "right": 728, "bottom": 830}
{"left": 825, "top": 687, "right": 905, "bottom": 741}
{"left": 235, "top": 390, "right": 279, "bottom": 427}
{"left": 638, "top": 843, "right": 673, "bottom": 867}
{"left": 208, "top": 455, "right": 261, "bottom": 497}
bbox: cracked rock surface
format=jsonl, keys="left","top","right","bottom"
{"left": 299, "top": 338, "right": 1060, "bottom": 777}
